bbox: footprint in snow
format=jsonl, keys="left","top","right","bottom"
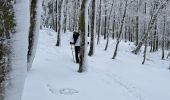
{"left": 59, "top": 88, "right": 79, "bottom": 95}
{"left": 47, "top": 84, "right": 58, "bottom": 95}
{"left": 47, "top": 84, "right": 79, "bottom": 95}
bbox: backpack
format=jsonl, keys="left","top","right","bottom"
{"left": 73, "top": 32, "right": 79, "bottom": 44}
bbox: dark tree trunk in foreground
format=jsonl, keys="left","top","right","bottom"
{"left": 78, "top": 0, "right": 87, "bottom": 73}
{"left": 28, "top": 0, "right": 41, "bottom": 71}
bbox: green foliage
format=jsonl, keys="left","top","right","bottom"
{"left": 0, "top": 1, "right": 15, "bottom": 98}
{"left": 0, "top": 0, "right": 16, "bottom": 38}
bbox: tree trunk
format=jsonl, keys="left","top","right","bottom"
{"left": 167, "top": 51, "right": 170, "bottom": 59}
{"left": 152, "top": 21, "right": 158, "bottom": 52}
{"left": 112, "top": 18, "right": 116, "bottom": 39}
{"left": 55, "top": 0, "right": 58, "bottom": 32}
{"left": 142, "top": 36, "right": 148, "bottom": 64}
{"left": 78, "top": 0, "right": 89, "bottom": 73}
{"left": 63, "top": 0, "right": 68, "bottom": 33}
{"left": 88, "top": 0, "right": 96, "bottom": 56}
{"left": 51, "top": 0, "right": 55, "bottom": 30}
{"left": 124, "top": 21, "right": 128, "bottom": 42}
{"left": 97, "top": 0, "right": 102, "bottom": 45}
{"left": 135, "top": 16, "right": 139, "bottom": 46}
{"left": 56, "top": 0, "right": 64, "bottom": 46}
{"left": 27, "top": 0, "right": 41, "bottom": 71}
{"left": 162, "top": 16, "right": 166, "bottom": 60}
{"left": 104, "top": 0, "right": 107, "bottom": 40}
{"left": 105, "top": 2, "right": 114, "bottom": 51}
{"left": 112, "top": 0, "right": 128, "bottom": 59}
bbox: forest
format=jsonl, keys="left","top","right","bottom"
{"left": 0, "top": 0, "right": 170, "bottom": 100}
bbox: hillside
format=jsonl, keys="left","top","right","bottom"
{"left": 22, "top": 28, "right": 170, "bottom": 100}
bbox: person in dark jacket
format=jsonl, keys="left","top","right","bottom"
{"left": 70, "top": 32, "right": 81, "bottom": 63}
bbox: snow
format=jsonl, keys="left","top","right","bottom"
{"left": 5, "top": 0, "right": 30, "bottom": 100}
{"left": 22, "top": 28, "right": 170, "bottom": 100}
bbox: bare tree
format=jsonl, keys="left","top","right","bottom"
{"left": 162, "top": 16, "right": 166, "bottom": 60}
{"left": 56, "top": 0, "right": 64, "bottom": 46}
{"left": 112, "top": 0, "right": 128, "bottom": 59}
{"left": 79, "top": 0, "right": 90, "bottom": 73}
{"left": 103, "top": 0, "right": 107, "bottom": 40}
{"left": 55, "top": 0, "right": 58, "bottom": 32}
{"left": 105, "top": 1, "right": 114, "bottom": 51}
{"left": 88, "top": 0, "right": 96, "bottom": 56}
{"left": 132, "top": 0, "right": 169, "bottom": 54}
{"left": 28, "top": 0, "right": 42, "bottom": 71}
{"left": 97, "top": 0, "right": 102, "bottom": 45}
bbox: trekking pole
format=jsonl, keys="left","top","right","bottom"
{"left": 70, "top": 45, "right": 75, "bottom": 62}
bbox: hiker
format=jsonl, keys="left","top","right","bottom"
{"left": 70, "top": 32, "right": 81, "bottom": 63}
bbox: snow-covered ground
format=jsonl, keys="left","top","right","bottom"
{"left": 22, "top": 28, "right": 170, "bottom": 100}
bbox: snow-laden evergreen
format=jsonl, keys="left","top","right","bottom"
{"left": 5, "top": 0, "right": 30, "bottom": 100}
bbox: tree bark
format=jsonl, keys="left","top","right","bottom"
{"left": 88, "top": 0, "right": 96, "bottom": 56}
{"left": 56, "top": 0, "right": 64, "bottom": 46}
{"left": 55, "top": 0, "right": 58, "bottom": 32}
{"left": 142, "top": 36, "right": 148, "bottom": 64}
{"left": 28, "top": 0, "right": 41, "bottom": 71}
{"left": 78, "top": 0, "right": 88, "bottom": 73}
{"left": 104, "top": 0, "right": 107, "bottom": 40}
{"left": 162, "top": 16, "right": 166, "bottom": 60}
{"left": 97, "top": 0, "right": 102, "bottom": 45}
{"left": 112, "top": 0, "right": 128, "bottom": 59}
{"left": 105, "top": 2, "right": 114, "bottom": 51}
{"left": 135, "top": 16, "right": 139, "bottom": 46}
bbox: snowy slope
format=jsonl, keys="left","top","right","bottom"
{"left": 22, "top": 28, "right": 170, "bottom": 100}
